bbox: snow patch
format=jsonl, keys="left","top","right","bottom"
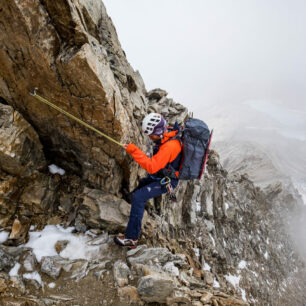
{"left": 9, "top": 263, "right": 21, "bottom": 277}
{"left": 196, "top": 201, "right": 201, "bottom": 212}
{"left": 0, "top": 231, "right": 9, "bottom": 243}
{"left": 238, "top": 260, "right": 247, "bottom": 269}
{"left": 225, "top": 274, "right": 241, "bottom": 287}
{"left": 241, "top": 288, "right": 247, "bottom": 301}
{"left": 163, "top": 262, "right": 179, "bottom": 276}
{"left": 48, "top": 282, "right": 56, "bottom": 288}
{"left": 264, "top": 251, "right": 269, "bottom": 259}
{"left": 193, "top": 248, "right": 200, "bottom": 257}
{"left": 48, "top": 164, "right": 65, "bottom": 175}
{"left": 202, "top": 262, "right": 211, "bottom": 271}
{"left": 24, "top": 225, "right": 100, "bottom": 262}
{"left": 23, "top": 272, "right": 43, "bottom": 286}
{"left": 213, "top": 278, "right": 220, "bottom": 288}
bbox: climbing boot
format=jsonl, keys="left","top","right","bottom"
{"left": 114, "top": 235, "right": 138, "bottom": 249}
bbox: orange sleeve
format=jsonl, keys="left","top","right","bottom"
{"left": 126, "top": 140, "right": 181, "bottom": 174}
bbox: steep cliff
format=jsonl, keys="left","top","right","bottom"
{"left": 0, "top": 1, "right": 305, "bottom": 305}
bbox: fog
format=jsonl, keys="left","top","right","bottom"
{"left": 103, "top": 0, "right": 306, "bottom": 259}
{"left": 104, "top": 0, "right": 306, "bottom": 185}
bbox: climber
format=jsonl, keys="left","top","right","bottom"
{"left": 114, "top": 113, "right": 182, "bottom": 248}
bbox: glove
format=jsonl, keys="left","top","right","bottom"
{"left": 125, "top": 143, "right": 138, "bottom": 154}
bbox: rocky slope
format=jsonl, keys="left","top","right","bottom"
{"left": 0, "top": 1, "right": 305, "bottom": 305}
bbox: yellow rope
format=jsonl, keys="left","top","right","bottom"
{"left": 29, "top": 89, "right": 124, "bottom": 147}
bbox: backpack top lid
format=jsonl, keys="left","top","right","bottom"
{"left": 183, "top": 118, "right": 210, "bottom": 139}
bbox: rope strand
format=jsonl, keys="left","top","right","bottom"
{"left": 29, "top": 89, "right": 124, "bottom": 147}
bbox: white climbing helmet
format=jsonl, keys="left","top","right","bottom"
{"left": 142, "top": 113, "right": 166, "bottom": 135}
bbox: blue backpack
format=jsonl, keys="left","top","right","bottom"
{"left": 163, "top": 118, "right": 213, "bottom": 180}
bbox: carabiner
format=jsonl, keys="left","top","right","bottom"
{"left": 160, "top": 176, "right": 171, "bottom": 186}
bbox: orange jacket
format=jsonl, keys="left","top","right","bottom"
{"left": 126, "top": 131, "right": 181, "bottom": 175}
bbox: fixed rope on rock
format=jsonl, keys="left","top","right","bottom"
{"left": 29, "top": 89, "right": 124, "bottom": 148}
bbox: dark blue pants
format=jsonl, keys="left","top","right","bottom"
{"left": 125, "top": 176, "right": 178, "bottom": 239}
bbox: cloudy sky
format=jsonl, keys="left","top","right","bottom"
{"left": 103, "top": 0, "right": 306, "bottom": 256}
{"left": 103, "top": 0, "right": 306, "bottom": 114}
{"left": 103, "top": 0, "right": 306, "bottom": 183}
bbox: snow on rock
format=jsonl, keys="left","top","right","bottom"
{"left": 24, "top": 225, "right": 100, "bottom": 262}
{"left": 241, "top": 288, "right": 247, "bottom": 302}
{"left": 0, "top": 231, "right": 9, "bottom": 243}
{"left": 48, "top": 164, "right": 65, "bottom": 176}
{"left": 238, "top": 260, "right": 247, "bottom": 269}
{"left": 48, "top": 282, "right": 56, "bottom": 288}
{"left": 225, "top": 274, "right": 241, "bottom": 287}
{"left": 163, "top": 262, "right": 179, "bottom": 276}
{"left": 23, "top": 272, "right": 43, "bottom": 287}
{"left": 193, "top": 248, "right": 200, "bottom": 257}
{"left": 202, "top": 262, "right": 211, "bottom": 271}
{"left": 208, "top": 233, "right": 216, "bottom": 247}
{"left": 9, "top": 263, "right": 21, "bottom": 277}
{"left": 213, "top": 278, "right": 220, "bottom": 288}
{"left": 264, "top": 251, "right": 269, "bottom": 259}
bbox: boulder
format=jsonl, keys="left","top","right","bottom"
{"left": 40, "top": 256, "right": 62, "bottom": 279}
{"left": 113, "top": 260, "right": 131, "bottom": 287}
{"left": 138, "top": 274, "right": 175, "bottom": 303}
{"left": 0, "top": 246, "right": 16, "bottom": 272}
{"left": 78, "top": 187, "right": 141, "bottom": 232}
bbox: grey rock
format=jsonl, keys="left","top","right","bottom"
{"left": 0, "top": 246, "right": 16, "bottom": 272}
{"left": 23, "top": 252, "right": 37, "bottom": 272}
{"left": 128, "top": 248, "right": 173, "bottom": 266}
{"left": 68, "top": 261, "right": 89, "bottom": 282}
{"left": 78, "top": 188, "right": 135, "bottom": 232}
{"left": 138, "top": 274, "right": 174, "bottom": 303}
{"left": 126, "top": 244, "right": 147, "bottom": 257}
{"left": 202, "top": 271, "right": 214, "bottom": 286}
{"left": 41, "top": 256, "right": 62, "bottom": 279}
{"left": 113, "top": 260, "right": 131, "bottom": 287}
{"left": 94, "top": 269, "right": 107, "bottom": 280}
{"left": 179, "top": 271, "right": 203, "bottom": 288}
{"left": 86, "top": 232, "right": 109, "bottom": 245}
{"left": 146, "top": 89, "right": 188, "bottom": 126}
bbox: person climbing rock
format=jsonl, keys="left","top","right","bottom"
{"left": 114, "top": 113, "right": 182, "bottom": 248}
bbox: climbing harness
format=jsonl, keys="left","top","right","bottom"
{"left": 160, "top": 176, "right": 177, "bottom": 202}
{"left": 29, "top": 89, "right": 124, "bottom": 148}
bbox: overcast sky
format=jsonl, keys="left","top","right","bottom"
{"left": 103, "top": 0, "right": 306, "bottom": 187}
{"left": 103, "top": 0, "right": 306, "bottom": 259}
{"left": 103, "top": 0, "right": 306, "bottom": 116}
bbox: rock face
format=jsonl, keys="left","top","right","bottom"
{"left": 146, "top": 89, "right": 189, "bottom": 126}
{"left": 0, "top": 1, "right": 305, "bottom": 305}
{"left": 0, "top": 104, "right": 45, "bottom": 176}
{"left": 0, "top": 0, "right": 148, "bottom": 193}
